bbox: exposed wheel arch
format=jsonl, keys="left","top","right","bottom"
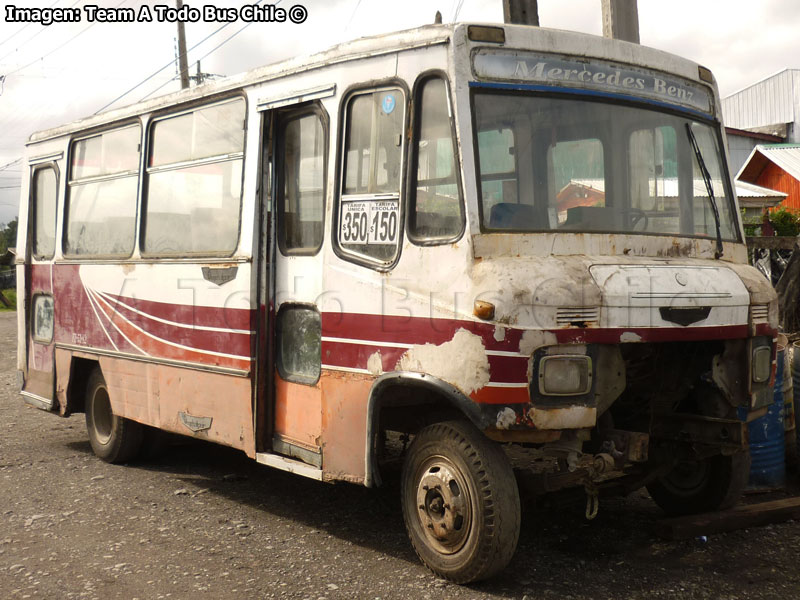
{"left": 63, "top": 357, "right": 100, "bottom": 416}
{"left": 364, "top": 372, "right": 493, "bottom": 488}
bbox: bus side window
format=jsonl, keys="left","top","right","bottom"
{"left": 409, "top": 76, "right": 463, "bottom": 243}
{"left": 65, "top": 125, "right": 140, "bottom": 257}
{"left": 32, "top": 167, "right": 57, "bottom": 260}
{"left": 276, "top": 107, "right": 326, "bottom": 255}
{"left": 144, "top": 98, "right": 245, "bottom": 256}
{"left": 276, "top": 304, "right": 321, "bottom": 385}
{"left": 338, "top": 88, "right": 404, "bottom": 264}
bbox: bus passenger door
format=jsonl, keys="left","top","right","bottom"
{"left": 255, "top": 92, "right": 330, "bottom": 469}
{"left": 21, "top": 165, "right": 58, "bottom": 410}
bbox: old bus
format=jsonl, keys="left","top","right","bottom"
{"left": 17, "top": 22, "right": 776, "bottom": 582}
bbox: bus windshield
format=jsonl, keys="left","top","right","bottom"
{"left": 473, "top": 91, "right": 739, "bottom": 241}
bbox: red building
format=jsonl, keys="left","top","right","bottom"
{"left": 737, "top": 144, "right": 800, "bottom": 210}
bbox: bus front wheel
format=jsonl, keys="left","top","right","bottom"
{"left": 400, "top": 420, "right": 520, "bottom": 583}
{"left": 85, "top": 368, "right": 143, "bottom": 463}
{"left": 646, "top": 450, "right": 750, "bottom": 516}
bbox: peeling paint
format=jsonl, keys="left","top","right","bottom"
{"left": 493, "top": 325, "right": 506, "bottom": 342}
{"left": 519, "top": 329, "right": 558, "bottom": 356}
{"left": 528, "top": 406, "right": 597, "bottom": 429}
{"left": 619, "top": 331, "right": 642, "bottom": 342}
{"left": 396, "top": 328, "right": 490, "bottom": 395}
{"left": 367, "top": 351, "right": 383, "bottom": 376}
{"left": 495, "top": 407, "right": 516, "bottom": 429}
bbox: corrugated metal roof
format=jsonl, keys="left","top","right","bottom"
{"left": 570, "top": 178, "right": 784, "bottom": 199}
{"left": 734, "top": 180, "right": 787, "bottom": 198}
{"left": 734, "top": 180, "right": 786, "bottom": 208}
{"left": 722, "top": 69, "right": 800, "bottom": 131}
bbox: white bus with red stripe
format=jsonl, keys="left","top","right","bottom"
{"left": 17, "top": 23, "right": 777, "bottom": 582}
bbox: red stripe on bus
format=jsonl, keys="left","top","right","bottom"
{"left": 87, "top": 290, "right": 142, "bottom": 354}
{"left": 552, "top": 325, "right": 752, "bottom": 344}
{"left": 470, "top": 386, "right": 530, "bottom": 405}
{"left": 93, "top": 293, "right": 250, "bottom": 371}
{"left": 321, "top": 312, "right": 523, "bottom": 353}
{"left": 322, "top": 312, "right": 757, "bottom": 351}
{"left": 321, "top": 339, "right": 528, "bottom": 384}
{"left": 107, "top": 294, "right": 252, "bottom": 357}
{"left": 103, "top": 291, "right": 252, "bottom": 331}
{"left": 321, "top": 340, "right": 406, "bottom": 373}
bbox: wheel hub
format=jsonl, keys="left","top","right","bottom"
{"left": 92, "top": 388, "right": 114, "bottom": 445}
{"left": 415, "top": 460, "right": 470, "bottom": 554}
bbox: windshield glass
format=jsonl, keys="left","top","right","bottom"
{"left": 473, "top": 91, "right": 739, "bottom": 241}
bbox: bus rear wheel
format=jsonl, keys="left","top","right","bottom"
{"left": 85, "top": 368, "right": 143, "bottom": 463}
{"left": 401, "top": 420, "right": 520, "bottom": 583}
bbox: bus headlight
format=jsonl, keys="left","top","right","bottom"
{"left": 752, "top": 346, "right": 771, "bottom": 383}
{"left": 538, "top": 355, "right": 592, "bottom": 396}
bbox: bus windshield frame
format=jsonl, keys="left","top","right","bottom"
{"left": 471, "top": 88, "right": 741, "bottom": 243}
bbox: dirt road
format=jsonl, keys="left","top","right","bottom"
{"left": 2, "top": 310, "right": 800, "bottom": 599}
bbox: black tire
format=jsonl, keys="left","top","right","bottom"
{"left": 401, "top": 420, "right": 520, "bottom": 583}
{"left": 85, "top": 369, "right": 143, "bottom": 463}
{"left": 647, "top": 451, "right": 750, "bottom": 516}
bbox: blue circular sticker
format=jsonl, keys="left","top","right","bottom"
{"left": 382, "top": 94, "right": 396, "bottom": 115}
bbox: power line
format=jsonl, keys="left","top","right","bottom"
{"left": 453, "top": 0, "right": 467, "bottom": 21}
{"left": 95, "top": 0, "right": 269, "bottom": 115}
{"left": 4, "top": 0, "right": 128, "bottom": 78}
{"left": 0, "top": 0, "right": 80, "bottom": 63}
{"left": 138, "top": 1, "right": 280, "bottom": 103}
{"left": 0, "top": 159, "right": 22, "bottom": 172}
{"left": 0, "top": 23, "right": 33, "bottom": 50}
{"left": 345, "top": 0, "right": 363, "bottom": 34}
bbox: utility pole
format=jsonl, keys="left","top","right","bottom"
{"left": 502, "top": 0, "right": 539, "bottom": 26}
{"left": 176, "top": 0, "right": 190, "bottom": 89}
{"left": 601, "top": 0, "right": 639, "bottom": 44}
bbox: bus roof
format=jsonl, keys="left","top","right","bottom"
{"left": 28, "top": 22, "right": 712, "bottom": 145}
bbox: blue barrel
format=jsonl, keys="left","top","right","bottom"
{"left": 793, "top": 342, "right": 800, "bottom": 444}
{"left": 746, "top": 345, "right": 786, "bottom": 490}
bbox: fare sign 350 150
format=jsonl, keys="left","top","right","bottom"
{"left": 340, "top": 199, "right": 399, "bottom": 245}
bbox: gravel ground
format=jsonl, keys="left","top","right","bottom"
{"left": 2, "top": 310, "right": 800, "bottom": 599}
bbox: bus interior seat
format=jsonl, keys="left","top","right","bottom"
{"left": 489, "top": 202, "right": 540, "bottom": 230}
{"left": 562, "top": 206, "right": 619, "bottom": 231}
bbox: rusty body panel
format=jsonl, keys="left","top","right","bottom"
{"left": 320, "top": 371, "right": 373, "bottom": 484}
{"left": 273, "top": 375, "right": 323, "bottom": 451}
{"left": 54, "top": 348, "right": 256, "bottom": 456}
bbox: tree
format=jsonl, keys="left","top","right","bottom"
{"left": 0, "top": 218, "right": 18, "bottom": 255}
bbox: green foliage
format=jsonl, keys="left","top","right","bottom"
{"left": 770, "top": 206, "right": 800, "bottom": 237}
{"left": 741, "top": 209, "right": 763, "bottom": 237}
{"left": 0, "top": 289, "right": 16, "bottom": 311}
{"left": 0, "top": 217, "right": 19, "bottom": 254}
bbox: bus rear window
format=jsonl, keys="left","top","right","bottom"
{"left": 32, "top": 167, "right": 57, "bottom": 260}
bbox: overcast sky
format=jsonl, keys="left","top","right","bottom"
{"left": 1, "top": 0, "right": 798, "bottom": 227}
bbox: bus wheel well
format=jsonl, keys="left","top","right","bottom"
{"left": 66, "top": 358, "right": 100, "bottom": 415}
{"left": 366, "top": 373, "right": 490, "bottom": 488}
{"left": 378, "top": 388, "right": 465, "bottom": 435}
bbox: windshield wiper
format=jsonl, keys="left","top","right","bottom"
{"left": 685, "top": 123, "right": 724, "bottom": 259}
